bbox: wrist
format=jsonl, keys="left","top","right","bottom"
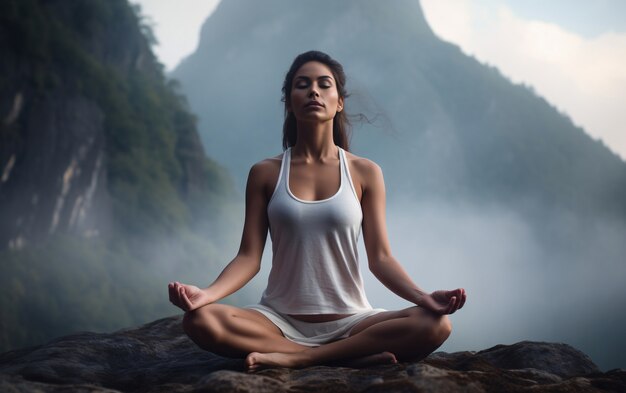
{"left": 412, "top": 288, "right": 428, "bottom": 306}
{"left": 202, "top": 287, "right": 219, "bottom": 304}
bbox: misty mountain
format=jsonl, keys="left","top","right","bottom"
{"left": 171, "top": 0, "right": 626, "bottom": 222}
{"left": 169, "top": 1, "right": 626, "bottom": 370}
{"left": 0, "top": 0, "right": 240, "bottom": 352}
{"left": 1, "top": 0, "right": 625, "bottom": 372}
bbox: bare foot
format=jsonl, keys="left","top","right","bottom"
{"left": 245, "top": 351, "right": 308, "bottom": 373}
{"left": 246, "top": 351, "right": 398, "bottom": 372}
{"left": 332, "top": 351, "right": 398, "bottom": 368}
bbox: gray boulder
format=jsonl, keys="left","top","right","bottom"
{"left": 0, "top": 315, "right": 623, "bottom": 392}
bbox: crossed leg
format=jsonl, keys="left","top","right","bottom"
{"left": 246, "top": 306, "right": 451, "bottom": 371}
{"left": 182, "top": 304, "right": 451, "bottom": 372}
{"left": 183, "top": 303, "right": 311, "bottom": 358}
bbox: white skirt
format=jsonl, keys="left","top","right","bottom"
{"left": 243, "top": 303, "right": 388, "bottom": 347}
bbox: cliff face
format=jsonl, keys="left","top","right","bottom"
{"left": 1, "top": 89, "right": 109, "bottom": 247}
{"left": 0, "top": 0, "right": 139, "bottom": 247}
{"left": 0, "top": 0, "right": 235, "bottom": 249}
{"left": 0, "top": 315, "right": 623, "bottom": 392}
{"left": 0, "top": 0, "right": 241, "bottom": 354}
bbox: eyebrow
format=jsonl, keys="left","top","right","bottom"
{"left": 294, "top": 75, "right": 334, "bottom": 82}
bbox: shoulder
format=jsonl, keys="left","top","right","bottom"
{"left": 344, "top": 150, "right": 384, "bottom": 189}
{"left": 246, "top": 152, "right": 284, "bottom": 198}
{"left": 249, "top": 152, "right": 283, "bottom": 177}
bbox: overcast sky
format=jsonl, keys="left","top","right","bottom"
{"left": 131, "top": 0, "right": 626, "bottom": 160}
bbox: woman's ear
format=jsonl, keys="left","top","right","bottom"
{"left": 337, "top": 96, "right": 344, "bottom": 112}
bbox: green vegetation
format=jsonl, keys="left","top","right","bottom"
{"left": 3, "top": 0, "right": 237, "bottom": 238}
{"left": 0, "top": 233, "right": 251, "bottom": 351}
{"left": 0, "top": 0, "right": 244, "bottom": 351}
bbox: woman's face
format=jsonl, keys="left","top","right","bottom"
{"left": 288, "top": 61, "right": 344, "bottom": 123}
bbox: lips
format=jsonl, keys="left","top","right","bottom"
{"left": 305, "top": 101, "right": 324, "bottom": 108}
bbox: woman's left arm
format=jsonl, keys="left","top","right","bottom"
{"left": 359, "top": 159, "right": 466, "bottom": 315}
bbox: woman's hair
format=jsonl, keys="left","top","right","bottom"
{"left": 281, "top": 50, "right": 352, "bottom": 151}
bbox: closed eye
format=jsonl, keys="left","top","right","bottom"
{"left": 294, "top": 75, "right": 334, "bottom": 89}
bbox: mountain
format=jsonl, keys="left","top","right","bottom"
{"left": 0, "top": 0, "right": 241, "bottom": 352}
{"left": 171, "top": 0, "right": 626, "bottom": 221}
{"left": 169, "top": 2, "right": 626, "bottom": 371}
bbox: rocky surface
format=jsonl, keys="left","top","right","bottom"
{"left": 0, "top": 315, "right": 623, "bottom": 392}
{"left": 0, "top": 0, "right": 145, "bottom": 248}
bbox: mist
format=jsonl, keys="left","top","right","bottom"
{"left": 3, "top": 0, "right": 624, "bottom": 377}
{"left": 240, "top": 196, "right": 626, "bottom": 371}
{"left": 382, "top": 199, "right": 624, "bottom": 371}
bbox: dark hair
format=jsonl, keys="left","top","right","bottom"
{"left": 281, "top": 50, "right": 352, "bottom": 151}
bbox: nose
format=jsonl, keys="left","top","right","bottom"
{"left": 308, "top": 85, "right": 320, "bottom": 97}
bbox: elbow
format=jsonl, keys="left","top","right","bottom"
{"left": 368, "top": 254, "right": 393, "bottom": 273}
{"left": 245, "top": 257, "right": 262, "bottom": 275}
{"left": 235, "top": 252, "right": 262, "bottom": 275}
{"left": 368, "top": 259, "right": 379, "bottom": 273}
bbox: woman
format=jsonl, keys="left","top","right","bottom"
{"left": 168, "top": 50, "right": 466, "bottom": 372}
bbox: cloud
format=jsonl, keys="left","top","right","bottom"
{"left": 421, "top": 0, "right": 626, "bottom": 161}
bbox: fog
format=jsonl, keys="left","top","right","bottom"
{"left": 239, "top": 197, "right": 626, "bottom": 371}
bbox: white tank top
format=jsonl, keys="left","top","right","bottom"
{"left": 260, "top": 146, "right": 375, "bottom": 314}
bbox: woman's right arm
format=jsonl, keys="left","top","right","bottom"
{"left": 169, "top": 161, "right": 271, "bottom": 311}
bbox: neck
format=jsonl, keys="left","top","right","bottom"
{"left": 292, "top": 120, "right": 337, "bottom": 161}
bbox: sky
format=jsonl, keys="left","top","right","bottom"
{"left": 420, "top": 0, "right": 626, "bottom": 161}
{"left": 132, "top": 0, "right": 626, "bottom": 162}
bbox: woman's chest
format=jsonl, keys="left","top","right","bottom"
{"left": 268, "top": 194, "right": 362, "bottom": 233}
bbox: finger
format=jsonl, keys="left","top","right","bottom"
{"left": 181, "top": 287, "right": 194, "bottom": 311}
{"left": 168, "top": 283, "right": 181, "bottom": 307}
{"left": 179, "top": 286, "right": 193, "bottom": 311}
{"left": 446, "top": 296, "right": 457, "bottom": 314}
{"left": 458, "top": 288, "right": 466, "bottom": 309}
{"left": 176, "top": 286, "right": 186, "bottom": 311}
{"left": 452, "top": 296, "right": 460, "bottom": 314}
{"left": 172, "top": 283, "right": 184, "bottom": 304}
{"left": 175, "top": 283, "right": 186, "bottom": 303}
{"left": 450, "top": 296, "right": 459, "bottom": 314}
{"left": 451, "top": 289, "right": 462, "bottom": 312}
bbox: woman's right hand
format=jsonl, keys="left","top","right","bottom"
{"left": 168, "top": 281, "right": 212, "bottom": 312}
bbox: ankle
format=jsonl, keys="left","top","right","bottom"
{"left": 295, "top": 349, "right": 316, "bottom": 368}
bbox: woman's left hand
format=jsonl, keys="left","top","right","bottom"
{"left": 418, "top": 288, "right": 466, "bottom": 315}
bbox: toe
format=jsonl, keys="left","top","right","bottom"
{"left": 245, "top": 353, "right": 257, "bottom": 368}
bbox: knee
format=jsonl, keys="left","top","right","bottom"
{"left": 182, "top": 308, "right": 201, "bottom": 336}
{"left": 430, "top": 315, "right": 452, "bottom": 346}
{"left": 427, "top": 315, "right": 452, "bottom": 350}
{"left": 408, "top": 308, "right": 452, "bottom": 346}
{"left": 182, "top": 304, "right": 225, "bottom": 343}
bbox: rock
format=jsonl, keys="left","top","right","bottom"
{"left": 475, "top": 341, "right": 600, "bottom": 377}
{"left": 0, "top": 315, "right": 624, "bottom": 392}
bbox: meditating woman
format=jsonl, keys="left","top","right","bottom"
{"left": 168, "top": 50, "right": 466, "bottom": 372}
